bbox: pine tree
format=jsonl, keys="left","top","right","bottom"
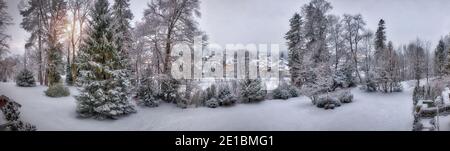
{"left": 375, "top": 19, "right": 386, "bottom": 62}
{"left": 286, "top": 13, "right": 305, "bottom": 88}
{"left": 136, "top": 74, "right": 160, "bottom": 107}
{"left": 217, "top": 84, "right": 237, "bottom": 106}
{"left": 75, "top": 0, "right": 135, "bottom": 120}
{"left": 112, "top": 0, "right": 133, "bottom": 85}
{"left": 240, "top": 78, "right": 267, "bottom": 103}
{"left": 435, "top": 39, "right": 445, "bottom": 77}
{"left": 15, "top": 69, "right": 36, "bottom": 87}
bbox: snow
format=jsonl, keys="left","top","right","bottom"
{"left": 0, "top": 81, "right": 434, "bottom": 131}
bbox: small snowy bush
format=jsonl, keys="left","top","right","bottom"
{"left": 273, "top": 82, "right": 300, "bottom": 100}
{"left": 45, "top": 83, "right": 70, "bottom": 98}
{"left": 206, "top": 98, "right": 219, "bottom": 108}
{"left": 136, "top": 77, "right": 160, "bottom": 107}
{"left": 217, "top": 85, "right": 237, "bottom": 106}
{"left": 2, "top": 121, "right": 37, "bottom": 131}
{"left": 15, "top": 69, "right": 36, "bottom": 87}
{"left": 338, "top": 91, "right": 353, "bottom": 103}
{"left": 240, "top": 78, "right": 267, "bottom": 103}
{"left": 273, "top": 88, "right": 290, "bottom": 100}
{"left": 0, "top": 95, "right": 37, "bottom": 131}
{"left": 288, "top": 85, "right": 300, "bottom": 97}
{"left": 312, "top": 95, "right": 341, "bottom": 110}
{"left": 1, "top": 101, "right": 21, "bottom": 121}
{"left": 156, "top": 75, "right": 181, "bottom": 103}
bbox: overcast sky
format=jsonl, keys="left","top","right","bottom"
{"left": 5, "top": 0, "right": 450, "bottom": 55}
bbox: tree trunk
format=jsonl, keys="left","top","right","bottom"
{"left": 163, "top": 29, "right": 173, "bottom": 75}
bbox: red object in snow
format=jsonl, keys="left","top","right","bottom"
{"left": 0, "top": 95, "right": 9, "bottom": 108}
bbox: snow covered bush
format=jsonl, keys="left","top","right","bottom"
{"left": 288, "top": 85, "right": 300, "bottom": 98}
{"left": 337, "top": 90, "right": 353, "bottom": 103}
{"left": 1, "top": 101, "right": 21, "bottom": 121}
{"left": 240, "top": 78, "right": 267, "bottom": 103}
{"left": 332, "top": 65, "right": 356, "bottom": 90}
{"left": 205, "top": 98, "right": 219, "bottom": 108}
{"left": 217, "top": 84, "right": 237, "bottom": 106}
{"left": 136, "top": 76, "right": 160, "bottom": 108}
{"left": 273, "top": 86, "right": 291, "bottom": 100}
{"left": 45, "top": 83, "right": 70, "bottom": 98}
{"left": 0, "top": 95, "right": 37, "bottom": 131}
{"left": 273, "top": 82, "right": 300, "bottom": 100}
{"left": 203, "top": 84, "right": 220, "bottom": 108}
{"left": 2, "top": 121, "right": 37, "bottom": 131}
{"left": 312, "top": 94, "right": 341, "bottom": 110}
{"left": 156, "top": 75, "right": 181, "bottom": 103}
{"left": 15, "top": 69, "right": 36, "bottom": 87}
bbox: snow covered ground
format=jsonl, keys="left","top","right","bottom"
{"left": 0, "top": 81, "right": 439, "bottom": 131}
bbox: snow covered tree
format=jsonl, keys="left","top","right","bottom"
{"left": 375, "top": 19, "right": 386, "bottom": 63}
{"left": 240, "top": 78, "right": 267, "bottom": 103}
{"left": 0, "top": 0, "right": 12, "bottom": 59}
{"left": 327, "top": 15, "right": 345, "bottom": 72}
{"left": 19, "top": 0, "right": 67, "bottom": 86}
{"left": 286, "top": 13, "right": 305, "bottom": 88}
{"left": 298, "top": 0, "right": 333, "bottom": 97}
{"left": 15, "top": 69, "right": 36, "bottom": 87}
{"left": 143, "top": 0, "right": 201, "bottom": 75}
{"left": 217, "top": 84, "right": 237, "bottom": 106}
{"left": 342, "top": 14, "right": 365, "bottom": 83}
{"left": 75, "top": 0, "right": 136, "bottom": 119}
{"left": 408, "top": 39, "right": 426, "bottom": 86}
{"left": 435, "top": 39, "right": 446, "bottom": 77}
{"left": 67, "top": 0, "right": 92, "bottom": 83}
{"left": 136, "top": 74, "right": 160, "bottom": 107}
{"left": 112, "top": 0, "right": 133, "bottom": 83}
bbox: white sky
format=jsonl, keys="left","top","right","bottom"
{"left": 5, "top": 0, "right": 450, "bottom": 55}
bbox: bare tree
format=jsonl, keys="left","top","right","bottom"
{"left": 342, "top": 14, "right": 366, "bottom": 83}
{"left": 143, "top": 0, "right": 201, "bottom": 75}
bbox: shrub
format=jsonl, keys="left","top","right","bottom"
{"left": 273, "top": 88, "right": 290, "bottom": 100}
{"left": 288, "top": 85, "right": 300, "bottom": 97}
{"left": 2, "top": 121, "right": 37, "bottom": 131}
{"left": 240, "top": 78, "right": 267, "bottom": 103}
{"left": 1, "top": 101, "right": 21, "bottom": 121}
{"left": 136, "top": 77, "right": 160, "bottom": 108}
{"left": 0, "top": 95, "right": 37, "bottom": 131}
{"left": 15, "top": 69, "right": 36, "bottom": 87}
{"left": 206, "top": 98, "right": 219, "bottom": 108}
{"left": 156, "top": 74, "right": 181, "bottom": 103}
{"left": 312, "top": 95, "right": 341, "bottom": 110}
{"left": 45, "top": 83, "right": 70, "bottom": 98}
{"left": 217, "top": 85, "right": 237, "bottom": 106}
{"left": 338, "top": 91, "right": 353, "bottom": 103}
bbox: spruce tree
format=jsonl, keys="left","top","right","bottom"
{"left": 15, "top": 69, "right": 36, "bottom": 87}
{"left": 240, "top": 78, "right": 267, "bottom": 103}
{"left": 435, "top": 40, "right": 445, "bottom": 77}
{"left": 112, "top": 0, "right": 133, "bottom": 87}
{"left": 375, "top": 19, "right": 386, "bottom": 62}
{"left": 285, "top": 13, "right": 305, "bottom": 88}
{"left": 75, "top": 0, "right": 135, "bottom": 119}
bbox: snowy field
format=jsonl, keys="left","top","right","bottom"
{"left": 2, "top": 81, "right": 449, "bottom": 131}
